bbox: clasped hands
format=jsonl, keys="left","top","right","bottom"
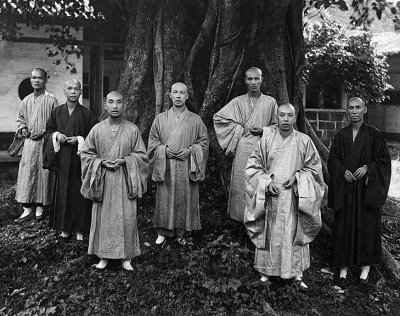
{"left": 56, "top": 133, "right": 78, "bottom": 145}
{"left": 344, "top": 166, "right": 367, "bottom": 183}
{"left": 266, "top": 176, "right": 296, "bottom": 195}
{"left": 101, "top": 159, "right": 126, "bottom": 171}
{"left": 246, "top": 126, "right": 263, "bottom": 136}
{"left": 165, "top": 146, "right": 191, "bottom": 161}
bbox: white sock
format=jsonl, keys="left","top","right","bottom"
{"left": 339, "top": 267, "right": 348, "bottom": 279}
{"left": 19, "top": 207, "right": 33, "bottom": 218}
{"left": 94, "top": 258, "right": 109, "bottom": 269}
{"left": 61, "top": 231, "right": 70, "bottom": 238}
{"left": 122, "top": 260, "right": 133, "bottom": 271}
{"left": 260, "top": 274, "right": 269, "bottom": 282}
{"left": 155, "top": 235, "right": 166, "bottom": 244}
{"left": 76, "top": 232, "right": 84, "bottom": 241}
{"left": 360, "top": 265, "right": 370, "bottom": 280}
{"left": 35, "top": 206, "right": 43, "bottom": 217}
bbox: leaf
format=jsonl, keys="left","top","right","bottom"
{"left": 45, "top": 306, "right": 57, "bottom": 315}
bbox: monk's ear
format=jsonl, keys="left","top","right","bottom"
{"left": 364, "top": 106, "right": 367, "bottom": 114}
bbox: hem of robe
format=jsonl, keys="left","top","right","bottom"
{"left": 88, "top": 249, "right": 141, "bottom": 261}
{"left": 15, "top": 198, "right": 52, "bottom": 206}
{"left": 154, "top": 225, "right": 202, "bottom": 233}
{"left": 254, "top": 265, "right": 309, "bottom": 279}
{"left": 228, "top": 212, "right": 244, "bottom": 222}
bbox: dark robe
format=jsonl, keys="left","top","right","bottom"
{"left": 328, "top": 123, "right": 391, "bottom": 267}
{"left": 44, "top": 103, "right": 98, "bottom": 233}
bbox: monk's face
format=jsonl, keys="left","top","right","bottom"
{"left": 347, "top": 99, "right": 367, "bottom": 123}
{"left": 64, "top": 80, "right": 82, "bottom": 103}
{"left": 170, "top": 83, "right": 188, "bottom": 108}
{"left": 245, "top": 69, "right": 263, "bottom": 93}
{"left": 277, "top": 104, "right": 296, "bottom": 132}
{"left": 105, "top": 92, "right": 124, "bottom": 118}
{"left": 30, "top": 69, "right": 47, "bottom": 90}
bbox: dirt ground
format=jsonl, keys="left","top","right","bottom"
{"left": 1, "top": 181, "right": 400, "bottom": 315}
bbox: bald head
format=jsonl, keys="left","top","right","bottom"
{"left": 64, "top": 79, "right": 82, "bottom": 103}
{"left": 65, "top": 79, "right": 81, "bottom": 89}
{"left": 347, "top": 96, "right": 367, "bottom": 124}
{"left": 105, "top": 91, "right": 124, "bottom": 118}
{"left": 245, "top": 67, "right": 262, "bottom": 78}
{"left": 245, "top": 67, "right": 263, "bottom": 94}
{"left": 348, "top": 97, "right": 366, "bottom": 107}
{"left": 170, "top": 82, "right": 188, "bottom": 108}
{"left": 277, "top": 102, "right": 296, "bottom": 133}
{"left": 107, "top": 91, "right": 123, "bottom": 102}
{"left": 32, "top": 68, "right": 48, "bottom": 79}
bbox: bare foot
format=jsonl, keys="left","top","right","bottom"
{"left": 93, "top": 259, "right": 109, "bottom": 269}
{"left": 76, "top": 232, "right": 84, "bottom": 241}
{"left": 121, "top": 260, "right": 133, "bottom": 271}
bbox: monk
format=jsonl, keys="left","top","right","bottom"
{"left": 15, "top": 68, "right": 58, "bottom": 223}
{"left": 214, "top": 67, "right": 277, "bottom": 222}
{"left": 148, "top": 82, "right": 209, "bottom": 246}
{"left": 80, "top": 91, "right": 149, "bottom": 270}
{"left": 244, "top": 103, "right": 324, "bottom": 289}
{"left": 328, "top": 97, "right": 391, "bottom": 285}
{"left": 43, "top": 79, "right": 97, "bottom": 240}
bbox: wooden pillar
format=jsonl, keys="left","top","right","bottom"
{"left": 89, "top": 38, "right": 104, "bottom": 118}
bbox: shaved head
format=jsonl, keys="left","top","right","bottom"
{"left": 65, "top": 79, "right": 81, "bottom": 89}
{"left": 171, "top": 82, "right": 187, "bottom": 92}
{"left": 32, "top": 67, "right": 48, "bottom": 79}
{"left": 278, "top": 102, "right": 296, "bottom": 114}
{"left": 348, "top": 97, "right": 366, "bottom": 107}
{"left": 106, "top": 91, "right": 123, "bottom": 102}
{"left": 245, "top": 67, "right": 262, "bottom": 78}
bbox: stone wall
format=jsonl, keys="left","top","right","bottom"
{"left": 305, "top": 109, "right": 349, "bottom": 148}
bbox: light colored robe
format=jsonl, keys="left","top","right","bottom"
{"left": 16, "top": 91, "right": 58, "bottom": 205}
{"left": 244, "top": 126, "right": 324, "bottom": 278}
{"left": 80, "top": 119, "right": 149, "bottom": 260}
{"left": 148, "top": 108, "right": 209, "bottom": 233}
{"left": 213, "top": 94, "right": 277, "bottom": 221}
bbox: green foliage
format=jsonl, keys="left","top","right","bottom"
{"left": 303, "top": 16, "right": 391, "bottom": 104}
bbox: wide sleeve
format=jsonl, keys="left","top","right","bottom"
{"left": 147, "top": 115, "right": 167, "bottom": 182}
{"left": 293, "top": 139, "right": 324, "bottom": 246}
{"left": 365, "top": 132, "right": 391, "bottom": 208}
{"left": 189, "top": 118, "right": 209, "bottom": 181}
{"left": 124, "top": 128, "right": 149, "bottom": 199}
{"left": 80, "top": 127, "right": 106, "bottom": 201}
{"left": 42, "top": 108, "right": 59, "bottom": 171}
{"left": 269, "top": 99, "right": 278, "bottom": 126}
{"left": 327, "top": 132, "right": 347, "bottom": 210}
{"left": 243, "top": 136, "right": 273, "bottom": 249}
{"left": 17, "top": 99, "right": 28, "bottom": 132}
{"left": 213, "top": 99, "right": 245, "bottom": 155}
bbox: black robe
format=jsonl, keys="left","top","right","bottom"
{"left": 44, "top": 103, "right": 98, "bottom": 233}
{"left": 328, "top": 123, "right": 391, "bottom": 267}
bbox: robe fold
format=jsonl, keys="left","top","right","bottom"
{"left": 214, "top": 94, "right": 277, "bottom": 221}
{"left": 43, "top": 103, "right": 97, "bottom": 233}
{"left": 244, "top": 126, "right": 324, "bottom": 278}
{"left": 148, "top": 108, "right": 209, "bottom": 234}
{"left": 80, "top": 119, "right": 149, "bottom": 260}
{"left": 16, "top": 91, "right": 58, "bottom": 205}
{"left": 328, "top": 123, "right": 391, "bottom": 267}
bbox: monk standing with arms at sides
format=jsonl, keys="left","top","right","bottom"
{"left": 244, "top": 103, "right": 324, "bottom": 290}
{"left": 80, "top": 91, "right": 149, "bottom": 270}
{"left": 15, "top": 68, "right": 58, "bottom": 223}
{"left": 214, "top": 67, "right": 277, "bottom": 222}
{"left": 148, "top": 82, "right": 209, "bottom": 246}
{"left": 328, "top": 97, "right": 391, "bottom": 285}
{"left": 43, "top": 79, "right": 97, "bottom": 240}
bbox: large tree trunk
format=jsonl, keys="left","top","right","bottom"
{"left": 116, "top": 0, "right": 400, "bottom": 280}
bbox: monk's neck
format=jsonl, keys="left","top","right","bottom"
{"left": 279, "top": 128, "right": 293, "bottom": 139}
{"left": 352, "top": 120, "right": 364, "bottom": 131}
{"left": 108, "top": 116, "right": 123, "bottom": 125}
{"left": 66, "top": 101, "right": 78, "bottom": 111}
{"left": 248, "top": 91, "right": 261, "bottom": 99}
{"left": 172, "top": 105, "right": 186, "bottom": 115}
{"left": 33, "top": 88, "right": 45, "bottom": 98}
